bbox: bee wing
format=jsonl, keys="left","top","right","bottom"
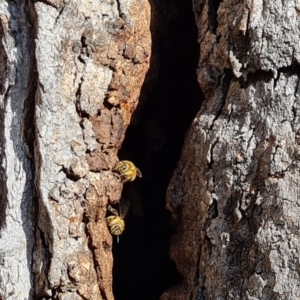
{"left": 107, "top": 205, "right": 119, "bottom": 216}
{"left": 136, "top": 167, "right": 142, "bottom": 178}
{"left": 119, "top": 197, "right": 130, "bottom": 219}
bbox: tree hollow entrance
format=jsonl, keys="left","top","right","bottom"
{"left": 112, "top": 0, "right": 204, "bottom": 299}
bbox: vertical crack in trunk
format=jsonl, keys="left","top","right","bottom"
{"left": 0, "top": 13, "right": 9, "bottom": 232}
{"left": 112, "top": 0, "right": 204, "bottom": 299}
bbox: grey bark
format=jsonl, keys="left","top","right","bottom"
{"left": 162, "top": 1, "right": 300, "bottom": 300}
{"left": 0, "top": 2, "right": 35, "bottom": 299}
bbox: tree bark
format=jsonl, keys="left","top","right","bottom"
{"left": 162, "top": 1, "right": 300, "bottom": 299}
{"left": 2, "top": 0, "right": 300, "bottom": 299}
{"left": 0, "top": 1, "right": 35, "bottom": 299}
{"left": 0, "top": 0, "right": 150, "bottom": 299}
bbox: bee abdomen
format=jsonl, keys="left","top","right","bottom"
{"left": 110, "top": 222, "right": 125, "bottom": 235}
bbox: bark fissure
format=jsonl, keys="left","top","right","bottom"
{"left": 208, "top": 0, "right": 222, "bottom": 34}
{"left": 209, "top": 69, "right": 233, "bottom": 130}
{"left": 0, "top": 21, "right": 10, "bottom": 228}
{"left": 75, "top": 77, "right": 88, "bottom": 118}
{"left": 36, "top": 0, "right": 59, "bottom": 9}
{"left": 0, "top": 103, "right": 8, "bottom": 231}
{"left": 113, "top": 0, "right": 203, "bottom": 299}
{"left": 115, "top": 0, "right": 122, "bottom": 19}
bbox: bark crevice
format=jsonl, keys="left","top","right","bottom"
{"left": 112, "top": 0, "right": 204, "bottom": 299}
{"left": 208, "top": 0, "right": 222, "bottom": 34}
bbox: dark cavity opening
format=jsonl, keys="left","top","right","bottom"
{"left": 113, "top": 0, "right": 204, "bottom": 299}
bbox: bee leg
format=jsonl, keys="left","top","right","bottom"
{"left": 117, "top": 235, "right": 119, "bottom": 243}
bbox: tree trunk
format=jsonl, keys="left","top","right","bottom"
{"left": 1, "top": 0, "right": 300, "bottom": 299}
{"left": 162, "top": 1, "right": 300, "bottom": 299}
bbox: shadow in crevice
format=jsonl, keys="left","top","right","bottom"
{"left": 0, "top": 19, "right": 8, "bottom": 231}
{"left": 112, "top": 0, "right": 204, "bottom": 299}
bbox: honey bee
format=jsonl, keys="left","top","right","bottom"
{"left": 113, "top": 160, "right": 142, "bottom": 183}
{"left": 106, "top": 199, "right": 129, "bottom": 242}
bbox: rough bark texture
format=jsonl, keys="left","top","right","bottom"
{"left": 0, "top": 0, "right": 151, "bottom": 299}
{"left": 0, "top": 2, "right": 35, "bottom": 299}
{"left": 162, "top": 1, "right": 300, "bottom": 300}
{"left": 33, "top": 0, "right": 151, "bottom": 299}
{"left": 2, "top": 0, "right": 300, "bottom": 299}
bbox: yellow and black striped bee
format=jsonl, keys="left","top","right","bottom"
{"left": 106, "top": 200, "right": 129, "bottom": 242}
{"left": 113, "top": 160, "right": 142, "bottom": 183}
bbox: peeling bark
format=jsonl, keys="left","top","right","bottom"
{"left": 162, "top": 1, "right": 300, "bottom": 300}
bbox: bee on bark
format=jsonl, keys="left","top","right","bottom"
{"left": 113, "top": 160, "right": 142, "bottom": 183}
{"left": 106, "top": 199, "right": 129, "bottom": 242}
